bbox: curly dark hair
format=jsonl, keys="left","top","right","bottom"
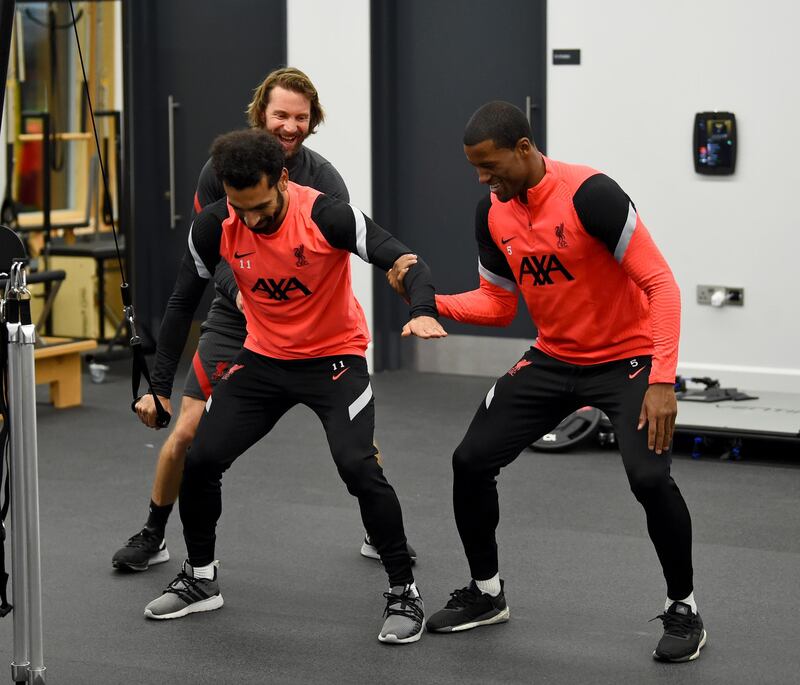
{"left": 463, "top": 101, "right": 533, "bottom": 150}
{"left": 210, "top": 129, "right": 285, "bottom": 190}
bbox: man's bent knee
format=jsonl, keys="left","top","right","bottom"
{"left": 170, "top": 396, "right": 207, "bottom": 452}
{"left": 628, "top": 468, "right": 672, "bottom": 501}
{"left": 335, "top": 453, "right": 383, "bottom": 495}
{"left": 452, "top": 442, "right": 490, "bottom": 477}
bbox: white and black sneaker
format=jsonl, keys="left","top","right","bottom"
{"left": 112, "top": 527, "right": 169, "bottom": 572}
{"left": 378, "top": 584, "right": 425, "bottom": 644}
{"left": 361, "top": 534, "right": 418, "bottom": 565}
{"left": 651, "top": 601, "right": 707, "bottom": 662}
{"left": 144, "top": 560, "right": 223, "bottom": 620}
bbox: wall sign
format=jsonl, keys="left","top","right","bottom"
{"left": 552, "top": 49, "right": 580, "bottom": 65}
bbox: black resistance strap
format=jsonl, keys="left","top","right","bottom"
{"left": 0, "top": 320, "right": 12, "bottom": 616}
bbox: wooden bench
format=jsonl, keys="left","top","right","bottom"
{"left": 34, "top": 337, "right": 97, "bottom": 408}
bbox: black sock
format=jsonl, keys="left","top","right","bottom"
{"left": 145, "top": 500, "right": 173, "bottom": 537}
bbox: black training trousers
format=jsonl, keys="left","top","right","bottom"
{"left": 453, "top": 347, "right": 693, "bottom": 600}
{"left": 180, "top": 348, "right": 414, "bottom": 587}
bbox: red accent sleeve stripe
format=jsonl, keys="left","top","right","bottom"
{"left": 193, "top": 192, "right": 202, "bottom": 215}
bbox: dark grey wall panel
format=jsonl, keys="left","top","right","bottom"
{"left": 372, "top": 0, "right": 547, "bottom": 370}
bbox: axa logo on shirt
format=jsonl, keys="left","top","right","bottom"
{"left": 251, "top": 277, "right": 312, "bottom": 300}
{"left": 518, "top": 254, "right": 575, "bottom": 286}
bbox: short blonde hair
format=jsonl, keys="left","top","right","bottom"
{"left": 246, "top": 67, "right": 325, "bottom": 134}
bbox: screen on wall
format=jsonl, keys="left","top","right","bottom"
{"left": 694, "top": 112, "right": 737, "bottom": 175}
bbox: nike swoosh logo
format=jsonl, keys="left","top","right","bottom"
{"left": 501, "top": 236, "right": 516, "bottom": 244}
{"left": 628, "top": 366, "right": 648, "bottom": 379}
{"left": 332, "top": 368, "right": 350, "bottom": 381}
{"left": 234, "top": 251, "right": 255, "bottom": 259}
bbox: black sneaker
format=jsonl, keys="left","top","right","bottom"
{"left": 143, "top": 560, "right": 223, "bottom": 619}
{"left": 651, "top": 601, "right": 707, "bottom": 662}
{"left": 112, "top": 527, "right": 169, "bottom": 572}
{"left": 426, "top": 580, "right": 510, "bottom": 633}
{"left": 378, "top": 584, "right": 425, "bottom": 644}
{"left": 360, "top": 533, "right": 418, "bottom": 565}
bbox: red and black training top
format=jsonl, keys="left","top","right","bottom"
{"left": 437, "top": 156, "right": 680, "bottom": 383}
{"left": 150, "top": 182, "right": 437, "bottom": 398}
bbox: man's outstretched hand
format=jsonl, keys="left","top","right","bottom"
{"left": 402, "top": 315, "right": 447, "bottom": 339}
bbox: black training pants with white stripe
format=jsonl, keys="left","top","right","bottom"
{"left": 179, "top": 348, "right": 414, "bottom": 587}
{"left": 453, "top": 347, "right": 694, "bottom": 601}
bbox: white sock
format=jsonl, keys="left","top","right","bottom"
{"left": 475, "top": 573, "right": 501, "bottom": 597}
{"left": 192, "top": 562, "right": 216, "bottom": 580}
{"left": 666, "top": 591, "right": 697, "bottom": 614}
{"left": 392, "top": 582, "right": 419, "bottom": 597}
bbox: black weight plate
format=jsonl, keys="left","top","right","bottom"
{"left": 532, "top": 406, "right": 602, "bottom": 452}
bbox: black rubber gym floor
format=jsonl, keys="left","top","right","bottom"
{"left": 1, "top": 362, "right": 798, "bottom": 684}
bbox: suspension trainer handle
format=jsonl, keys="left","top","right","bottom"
{"left": 122, "top": 283, "right": 171, "bottom": 428}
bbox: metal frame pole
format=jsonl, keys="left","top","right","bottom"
{"left": 7, "top": 318, "right": 29, "bottom": 682}
{"left": 18, "top": 318, "right": 44, "bottom": 685}
{"left": 5, "top": 262, "right": 46, "bottom": 684}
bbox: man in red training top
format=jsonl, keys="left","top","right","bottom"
{"left": 138, "top": 128, "right": 445, "bottom": 645}
{"left": 391, "top": 101, "right": 704, "bottom": 662}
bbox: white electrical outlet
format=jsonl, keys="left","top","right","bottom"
{"left": 696, "top": 285, "right": 744, "bottom": 307}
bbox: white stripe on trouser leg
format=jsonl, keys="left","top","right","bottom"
{"left": 485, "top": 383, "right": 496, "bottom": 409}
{"left": 349, "top": 383, "right": 373, "bottom": 420}
{"left": 205, "top": 396, "right": 212, "bottom": 413}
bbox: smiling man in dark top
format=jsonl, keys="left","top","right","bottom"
{"left": 113, "top": 68, "right": 413, "bottom": 573}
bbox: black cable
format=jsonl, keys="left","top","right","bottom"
{"left": 66, "top": 0, "right": 125, "bottom": 281}
{"left": 66, "top": 0, "right": 170, "bottom": 428}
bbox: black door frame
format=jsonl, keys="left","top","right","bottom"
{"left": 370, "top": 0, "right": 547, "bottom": 371}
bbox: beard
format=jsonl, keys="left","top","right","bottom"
{"left": 248, "top": 190, "right": 285, "bottom": 235}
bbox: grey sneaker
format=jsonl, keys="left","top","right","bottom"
{"left": 144, "top": 560, "right": 223, "bottom": 620}
{"left": 361, "top": 534, "right": 418, "bottom": 564}
{"left": 378, "top": 584, "right": 424, "bottom": 644}
{"left": 112, "top": 526, "right": 169, "bottom": 572}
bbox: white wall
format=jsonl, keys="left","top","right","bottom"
{"left": 549, "top": 0, "right": 800, "bottom": 391}
{"left": 287, "top": 0, "right": 374, "bottom": 367}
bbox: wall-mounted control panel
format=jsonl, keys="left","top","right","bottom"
{"left": 694, "top": 112, "right": 737, "bottom": 175}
